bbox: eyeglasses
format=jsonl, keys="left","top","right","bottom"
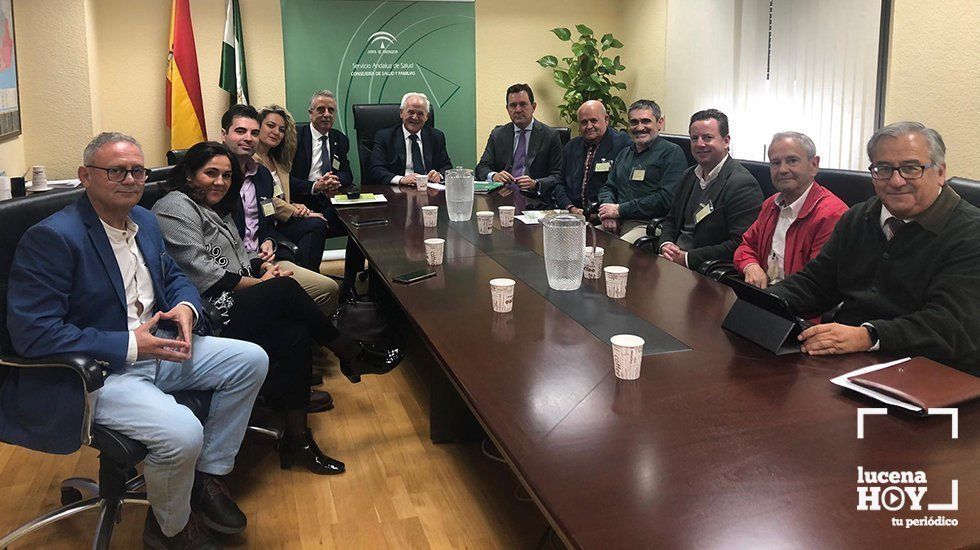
{"left": 868, "top": 163, "right": 937, "bottom": 180}
{"left": 85, "top": 165, "right": 150, "bottom": 182}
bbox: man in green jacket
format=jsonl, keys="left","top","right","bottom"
{"left": 596, "top": 99, "right": 687, "bottom": 243}
{"left": 769, "top": 121, "right": 980, "bottom": 375}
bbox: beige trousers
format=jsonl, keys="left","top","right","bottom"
{"left": 276, "top": 260, "right": 339, "bottom": 316}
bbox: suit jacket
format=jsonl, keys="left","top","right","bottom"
{"left": 657, "top": 157, "right": 764, "bottom": 272}
{"left": 234, "top": 163, "right": 287, "bottom": 247}
{"left": 367, "top": 125, "right": 453, "bottom": 185}
{"left": 290, "top": 124, "right": 354, "bottom": 197}
{"left": 475, "top": 120, "right": 563, "bottom": 190}
{"left": 3, "top": 193, "right": 203, "bottom": 454}
{"left": 552, "top": 129, "right": 632, "bottom": 209}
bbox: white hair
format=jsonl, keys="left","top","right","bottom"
{"left": 400, "top": 92, "right": 430, "bottom": 112}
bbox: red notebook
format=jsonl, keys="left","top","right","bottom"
{"left": 849, "top": 356, "right": 980, "bottom": 410}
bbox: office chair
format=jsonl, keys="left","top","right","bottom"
{"left": 351, "top": 103, "right": 435, "bottom": 180}
{"left": 556, "top": 127, "right": 571, "bottom": 146}
{"left": 0, "top": 188, "right": 214, "bottom": 549}
{"left": 167, "top": 149, "right": 188, "bottom": 166}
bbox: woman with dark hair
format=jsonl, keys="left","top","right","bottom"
{"left": 152, "top": 141, "right": 401, "bottom": 475}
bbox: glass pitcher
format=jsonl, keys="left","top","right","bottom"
{"left": 541, "top": 212, "right": 596, "bottom": 291}
{"left": 445, "top": 167, "right": 474, "bottom": 221}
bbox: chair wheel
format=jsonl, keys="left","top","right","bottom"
{"left": 61, "top": 487, "right": 84, "bottom": 505}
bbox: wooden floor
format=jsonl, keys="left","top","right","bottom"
{"left": 0, "top": 263, "right": 557, "bottom": 549}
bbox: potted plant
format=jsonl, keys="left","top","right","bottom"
{"left": 537, "top": 24, "right": 628, "bottom": 128}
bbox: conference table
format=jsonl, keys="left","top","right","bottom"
{"left": 336, "top": 184, "right": 979, "bottom": 549}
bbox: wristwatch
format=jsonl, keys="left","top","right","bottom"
{"left": 862, "top": 322, "right": 880, "bottom": 351}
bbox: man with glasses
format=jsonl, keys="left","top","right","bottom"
{"left": 4, "top": 132, "right": 269, "bottom": 547}
{"left": 768, "top": 122, "right": 980, "bottom": 374}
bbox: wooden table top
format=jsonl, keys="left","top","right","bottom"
{"left": 337, "top": 185, "right": 979, "bottom": 549}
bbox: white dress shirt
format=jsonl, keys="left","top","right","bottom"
{"left": 100, "top": 218, "right": 198, "bottom": 363}
{"left": 392, "top": 125, "right": 425, "bottom": 184}
{"left": 694, "top": 154, "right": 729, "bottom": 190}
{"left": 307, "top": 124, "right": 331, "bottom": 183}
{"left": 766, "top": 184, "right": 813, "bottom": 283}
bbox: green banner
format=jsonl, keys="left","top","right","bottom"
{"left": 281, "top": 1, "right": 476, "bottom": 184}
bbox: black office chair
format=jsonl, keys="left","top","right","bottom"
{"left": 145, "top": 165, "right": 174, "bottom": 184}
{"left": 815, "top": 167, "right": 875, "bottom": 207}
{"left": 948, "top": 176, "right": 980, "bottom": 208}
{"left": 556, "top": 127, "right": 571, "bottom": 147}
{"left": 351, "top": 103, "right": 436, "bottom": 182}
{"left": 167, "top": 149, "right": 188, "bottom": 166}
{"left": 660, "top": 133, "right": 696, "bottom": 168}
{"left": 0, "top": 188, "right": 213, "bottom": 549}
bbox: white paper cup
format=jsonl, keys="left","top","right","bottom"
{"left": 604, "top": 266, "right": 629, "bottom": 298}
{"left": 416, "top": 177, "right": 428, "bottom": 191}
{"left": 424, "top": 238, "right": 445, "bottom": 265}
{"left": 489, "top": 278, "right": 515, "bottom": 313}
{"left": 31, "top": 165, "right": 48, "bottom": 191}
{"left": 477, "top": 211, "right": 494, "bottom": 235}
{"left": 583, "top": 246, "right": 605, "bottom": 279}
{"left": 422, "top": 205, "right": 438, "bottom": 227}
{"left": 611, "top": 334, "right": 644, "bottom": 380}
{"left": 499, "top": 205, "right": 516, "bottom": 227}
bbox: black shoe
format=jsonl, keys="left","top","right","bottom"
{"left": 307, "top": 389, "right": 334, "bottom": 413}
{"left": 338, "top": 342, "right": 404, "bottom": 384}
{"left": 191, "top": 472, "right": 246, "bottom": 535}
{"left": 278, "top": 428, "right": 346, "bottom": 475}
{"left": 143, "top": 507, "right": 219, "bottom": 550}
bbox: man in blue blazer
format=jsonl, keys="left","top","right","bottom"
{"left": 290, "top": 89, "right": 354, "bottom": 200}
{"left": 552, "top": 100, "right": 631, "bottom": 215}
{"left": 367, "top": 92, "right": 453, "bottom": 186}
{"left": 4, "top": 133, "right": 269, "bottom": 547}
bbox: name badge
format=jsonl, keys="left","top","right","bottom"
{"left": 332, "top": 157, "right": 341, "bottom": 170}
{"left": 260, "top": 198, "right": 275, "bottom": 218}
{"left": 694, "top": 201, "right": 714, "bottom": 224}
{"left": 594, "top": 161, "right": 611, "bottom": 173}
{"left": 272, "top": 182, "right": 284, "bottom": 198}
{"left": 631, "top": 168, "right": 646, "bottom": 181}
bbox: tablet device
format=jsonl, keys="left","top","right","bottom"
{"left": 721, "top": 277, "right": 812, "bottom": 332}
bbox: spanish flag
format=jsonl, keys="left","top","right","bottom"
{"left": 166, "top": 0, "right": 206, "bottom": 149}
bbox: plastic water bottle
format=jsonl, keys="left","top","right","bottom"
{"left": 446, "top": 167, "right": 474, "bottom": 221}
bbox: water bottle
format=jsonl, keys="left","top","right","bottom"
{"left": 445, "top": 167, "right": 474, "bottom": 221}
{"left": 542, "top": 212, "right": 589, "bottom": 291}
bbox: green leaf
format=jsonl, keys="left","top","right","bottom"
{"left": 575, "top": 24, "right": 594, "bottom": 36}
{"left": 571, "top": 43, "right": 584, "bottom": 57}
{"left": 601, "top": 58, "right": 614, "bottom": 70}
{"left": 612, "top": 81, "right": 627, "bottom": 90}
{"left": 608, "top": 38, "right": 624, "bottom": 49}
{"left": 551, "top": 27, "right": 571, "bottom": 41}
{"left": 601, "top": 33, "right": 614, "bottom": 45}
{"left": 553, "top": 69, "right": 571, "bottom": 88}
{"left": 537, "top": 55, "right": 558, "bottom": 68}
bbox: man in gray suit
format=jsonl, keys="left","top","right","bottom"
{"left": 475, "top": 83, "right": 562, "bottom": 200}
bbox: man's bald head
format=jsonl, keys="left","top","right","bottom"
{"left": 578, "top": 100, "right": 609, "bottom": 143}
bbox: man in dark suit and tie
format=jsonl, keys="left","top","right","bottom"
{"left": 657, "top": 109, "right": 763, "bottom": 272}
{"left": 4, "top": 132, "right": 268, "bottom": 547}
{"left": 366, "top": 92, "right": 452, "bottom": 186}
{"left": 475, "top": 83, "right": 562, "bottom": 200}
{"left": 291, "top": 90, "right": 354, "bottom": 201}
{"left": 553, "top": 100, "right": 631, "bottom": 216}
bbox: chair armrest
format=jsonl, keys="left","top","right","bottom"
{"left": 697, "top": 260, "right": 740, "bottom": 281}
{"left": 645, "top": 216, "right": 667, "bottom": 237}
{"left": 0, "top": 353, "right": 106, "bottom": 391}
{"left": 0, "top": 353, "right": 107, "bottom": 447}
{"left": 274, "top": 238, "right": 300, "bottom": 263}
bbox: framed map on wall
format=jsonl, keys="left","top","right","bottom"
{"left": 0, "top": 0, "right": 20, "bottom": 140}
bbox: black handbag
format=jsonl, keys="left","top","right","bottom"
{"left": 330, "top": 288, "right": 392, "bottom": 345}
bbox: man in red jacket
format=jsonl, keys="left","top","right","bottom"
{"left": 733, "top": 132, "right": 848, "bottom": 288}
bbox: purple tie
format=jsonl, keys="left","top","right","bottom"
{"left": 512, "top": 129, "right": 527, "bottom": 177}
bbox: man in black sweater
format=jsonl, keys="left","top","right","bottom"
{"left": 769, "top": 121, "right": 980, "bottom": 375}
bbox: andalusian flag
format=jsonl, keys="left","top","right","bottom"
{"left": 219, "top": 0, "right": 248, "bottom": 105}
{"left": 166, "top": 0, "right": 207, "bottom": 149}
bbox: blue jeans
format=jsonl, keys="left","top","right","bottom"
{"left": 93, "top": 335, "right": 268, "bottom": 536}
